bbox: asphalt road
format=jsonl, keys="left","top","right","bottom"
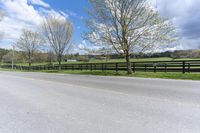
{"left": 0, "top": 71, "right": 200, "bottom": 133}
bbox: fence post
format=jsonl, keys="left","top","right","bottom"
{"left": 116, "top": 63, "right": 118, "bottom": 73}
{"left": 86, "top": 64, "right": 88, "bottom": 71}
{"left": 90, "top": 64, "right": 92, "bottom": 71}
{"left": 81, "top": 64, "right": 83, "bottom": 71}
{"left": 133, "top": 63, "right": 135, "bottom": 73}
{"left": 182, "top": 61, "right": 185, "bottom": 74}
{"left": 188, "top": 63, "right": 190, "bottom": 73}
{"left": 145, "top": 64, "right": 147, "bottom": 72}
{"left": 94, "top": 64, "right": 96, "bottom": 71}
{"left": 102, "top": 64, "right": 104, "bottom": 72}
{"left": 154, "top": 63, "right": 157, "bottom": 73}
{"left": 165, "top": 64, "right": 167, "bottom": 73}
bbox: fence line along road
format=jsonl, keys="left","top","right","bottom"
{"left": 2, "top": 60, "right": 200, "bottom": 74}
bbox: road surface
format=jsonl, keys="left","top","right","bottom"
{"left": 0, "top": 71, "right": 200, "bottom": 133}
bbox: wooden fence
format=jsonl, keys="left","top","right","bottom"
{"left": 2, "top": 60, "right": 200, "bottom": 73}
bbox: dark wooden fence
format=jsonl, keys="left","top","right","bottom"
{"left": 2, "top": 60, "right": 200, "bottom": 73}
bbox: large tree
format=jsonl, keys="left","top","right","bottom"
{"left": 85, "top": 0, "right": 177, "bottom": 74}
{"left": 42, "top": 16, "right": 73, "bottom": 69}
{"left": 16, "top": 29, "right": 44, "bottom": 69}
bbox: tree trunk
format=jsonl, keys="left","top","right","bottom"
{"left": 58, "top": 57, "right": 62, "bottom": 70}
{"left": 29, "top": 61, "right": 31, "bottom": 70}
{"left": 125, "top": 51, "right": 132, "bottom": 74}
{"left": 28, "top": 55, "right": 31, "bottom": 70}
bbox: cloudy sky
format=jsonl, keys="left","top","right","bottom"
{"left": 155, "top": 0, "right": 200, "bottom": 50}
{"left": 0, "top": 0, "right": 88, "bottom": 50}
{"left": 0, "top": 0, "right": 199, "bottom": 51}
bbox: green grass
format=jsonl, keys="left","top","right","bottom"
{"left": 5, "top": 57, "right": 200, "bottom": 66}
{"left": 36, "top": 70, "right": 200, "bottom": 80}
{"left": 0, "top": 68, "right": 10, "bottom": 71}
{"left": 88, "top": 57, "right": 200, "bottom": 63}
{"left": 89, "top": 57, "right": 173, "bottom": 63}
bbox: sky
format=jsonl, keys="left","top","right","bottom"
{"left": 0, "top": 0, "right": 89, "bottom": 51}
{"left": 0, "top": 0, "right": 200, "bottom": 52}
{"left": 155, "top": 0, "right": 200, "bottom": 50}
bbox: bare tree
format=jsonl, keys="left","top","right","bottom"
{"left": 42, "top": 16, "right": 73, "bottom": 69}
{"left": 85, "top": 0, "right": 177, "bottom": 74}
{"left": 16, "top": 29, "right": 44, "bottom": 69}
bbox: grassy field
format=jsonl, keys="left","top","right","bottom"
{"left": 4, "top": 57, "right": 200, "bottom": 66}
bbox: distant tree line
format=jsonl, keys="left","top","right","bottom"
{"left": 1, "top": 48, "right": 200, "bottom": 65}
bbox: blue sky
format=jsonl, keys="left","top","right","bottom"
{"left": 0, "top": 0, "right": 200, "bottom": 51}
{"left": 42, "top": 0, "right": 89, "bottom": 43}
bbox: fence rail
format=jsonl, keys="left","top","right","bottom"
{"left": 1, "top": 60, "right": 200, "bottom": 73}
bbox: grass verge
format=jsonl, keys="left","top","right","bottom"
{"left": 38, "top": 70, "right": 200, "bottom": 80}
{"left": 1, "top": 68, "right": 199, "bottom": 80}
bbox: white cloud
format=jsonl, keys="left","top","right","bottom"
{"left": 155, "top": 0, "right": 200, "bottom": 50}
{"left": 78, "top": 40, "right": 87, "bottom": 49}
{"left": 29, "top": 0, "right": 50, "bottom": 8}
{"left": 65, "top": 9, "right": 84, "bottom": 20}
